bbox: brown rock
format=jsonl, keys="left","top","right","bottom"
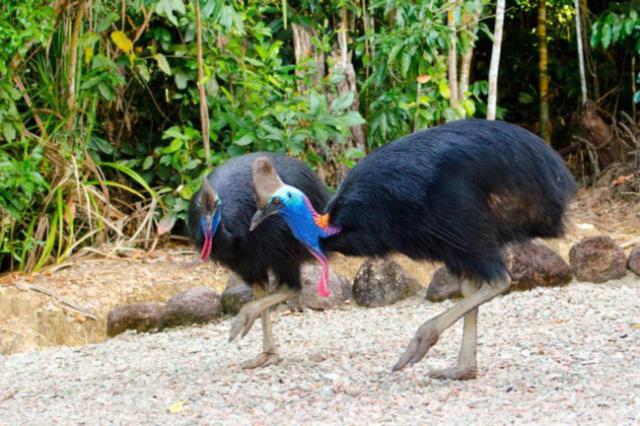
{"left": 160, "top": 287, "right": 221, "bottom": 329}
{"left": 106, "top": 302, "right": 163, "bottom": 337}
{"left": 425, "top": 267, "right": 462, "bottom": 302}
{"left": 352, "top": 257, "right": 421, "bottom": 307}
{"left": 507, "top": 241, "right": 573, "bottom": 290}
{"left": 628, "top": 246, "right": 640, "bottom": 276}
{"left": 221, "top": 274, "right": 254, "bottom": 315}
{"left": 569, "top": 236, "right": 627, "bottom": 283}
{"left": 294, "top": 264, "right": 351, "bottom": 311}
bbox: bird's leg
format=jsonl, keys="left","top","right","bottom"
{"left": 393, "top": 276, "right": 511, "bottom": 372}
{"left": 429, "top": 279, "right": 481, "bottom": 380}
{"left": 229, "top": 287, "right": 295, "bottom": 342}
{"left": 240, "top": 308, "right": 281, "bottom": 369}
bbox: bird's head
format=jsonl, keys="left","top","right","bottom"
{"left": 249, "top": 157, "right": 307, "bottom": 232}
{"left": 197, "top": 177, "right": 222, "bottom": 261}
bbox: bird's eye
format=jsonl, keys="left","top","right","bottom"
{"left": 287, "top": 192, "right": 292, "bottom": 198}
{"left": 272, "top": 196, "right": 280, "bottom": 205}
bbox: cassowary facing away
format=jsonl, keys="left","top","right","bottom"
{"left": 250, "top": 119, "right": 577, "bottom": 379}
{"left": 188, "top": 153, "right": 329, "bottom": 368}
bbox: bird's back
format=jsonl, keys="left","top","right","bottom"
{"left": 324, "top": 119, "right": 576, "bottom": 282}
{"left": 189, "top": 153, "right": 330, "bottom": 287}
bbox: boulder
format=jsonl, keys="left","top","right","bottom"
{"left": 352, "top": 257, "right": 421, "bottom": 307}
{"left": 569, "top": 236, "right": 627, "bottom": 283}
{"left": 425, "top": 267, "right": 462, "bottom": 302}
{"left": 106, "top": 302, "right": 163, "bottom": 337}
{"left": 159, "top": 287, "right": 221, "bottom": 329}
{"left": 507, "top": 241, "right": 572, "bottom": 290}
{"left": 628, "top": 246, "right": 640, "bottom": 276}
{"left": 294, "top": 264, "right": 352, "bottom": 311}
{"left": 425, "top": 242, "right": 572, "bottom": 303}
{"left": 221, "top": 274, "right": 254, "bottom": 315}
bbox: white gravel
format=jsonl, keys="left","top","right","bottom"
{"left": 2, "top": 277, "right": 640, "bottom": 425}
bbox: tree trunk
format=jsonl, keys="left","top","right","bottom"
{"left": 574, "top": 0, "right": 587, "bottom": 106}
{"left": 291, "top": 23, "right": 325, "bottom": 92}
{"left": 67, "top": 0, "right": 86, "bottom": 129}
{"left": 447, "top": 0, "right": 459, "bottom": 109}
{"left": 538, "top": 0, "right": 551, "bottom": 143}
{"left": 195, "top": 0, "right": 210, "bottom": 163}
{"left": 329, "top": 8, "right": 366, "bottom": 182}
{"left": 487, "top": 0, "right": 505, "bottom": 120}
{"left": 459, "top": 3, "right": 482, "bottom": 102}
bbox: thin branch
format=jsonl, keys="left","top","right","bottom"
{"left": 194, "top": 0, "right": 211, "bottom": 163}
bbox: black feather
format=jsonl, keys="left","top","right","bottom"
{"left": 322, "top": 119, "right": 577, "bottom": 283}
{"left": 188, "top": 153, "right": 330, "bottom": 289}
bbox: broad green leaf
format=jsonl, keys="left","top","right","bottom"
{"left": 234, "top": 133, "right": 255, "bottom": 146}
{"left": 331, "top": 92, "right": 354, "bottom": 111}
{"left": 143, "top": 156, "right": 154, "bottom": 170}
{"left": 340, "top": 111, "right": 366, "bottom": 127}
{"left": 154, "top": 53, "right": 172, "bottom": 75}
{"left": 462, "top": 99, "right": 476, "bottom": 116}
{"left": 160, "top": 138, "right": 183, "bottom": 154}
{"left": 175, "top": 73, "right": 189, "bottom": 89}
{"left": 438, "top": 81, "right": 451, "bottom": 99}
{"left": 156, "top": 0, "right": 186, "bottom": 25}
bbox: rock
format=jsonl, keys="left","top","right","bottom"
{"left": 425, "top": 267, "right": 461, "bottom": 302}
{"left": 352, "top": 257, "right": 421, "bottom": 307}
{"left": 569, "top": 236, "right": 627, "bottom": 283}
{"left": 221, "top": 274, "right": 254, "bottom": 315}
{"left": 106, "top": 303, "right": 163, "bottom": 337}
{"left": 425, "top": 242, "right": 572, "bottom": 302}
{"left": 294, "top": 264, "right": 352, "bottom": 311}
{"left": 628, "top": 246, "right": 640, "bottom": 276}
{"left": 159, "top": 287, "right": 221, "bottom": 329}
{"left": 507, "top": 241, "right": 573, "bottom": 290}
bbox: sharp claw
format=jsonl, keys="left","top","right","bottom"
{"left": 392, "top": 328, "right": 439, "bottom": 372}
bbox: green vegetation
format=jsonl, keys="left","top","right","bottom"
{"left": 0, "top": 0, "right": 638, "bottom": 272}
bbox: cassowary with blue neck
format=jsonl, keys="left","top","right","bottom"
{"left": 250, "top": 119, "right": 576, "bottom": 379}
{"left": 188, "top": 153, "right": 329, "bottom": 368}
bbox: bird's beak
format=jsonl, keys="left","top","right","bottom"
{"left": 199, "top": 214, "right": 215, "bottom": 261}
{"left": 250, "top": 203, "right": 281, "bottom": 231}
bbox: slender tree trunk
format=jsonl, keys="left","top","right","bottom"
{"left": 67, "top": 0, "right": 86, "bottom": 129}
{"left": 487, "top": 0, "right": 505, "bottom": 120}
{"left": 538, "top": 0, "right": 551, "bottom": 143}
{"left": 574, "top": 0, "right": 587, "bottom": 106}
{"left": 447, "top": 0, "right": 459, "bottom": 109}
{"left": 291, "top": 23, "right": 325, "bottom": 92}
{"left": 459, "top": 3, "right": 483, "bottom": 102}
{"left": 194, "top": 0, "right": 210, "bottom": 163}
{"left": 335, "top": 9, "right": 365, "bottom": 153}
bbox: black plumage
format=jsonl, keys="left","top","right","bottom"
{"left": 323, "top": 119, "right": 576, "bottom": 283}
{"left": 188, "top": 152, "right": 329, "bottom": 290}
{"left": 251, "top": 119, "right": 577, "bottom": 377}
{"left": 188, "top": 152, "right": 330, "bottom": 368}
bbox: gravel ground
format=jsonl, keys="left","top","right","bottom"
{"left": 1, "top": 277, "right": 639, "bottom": 425}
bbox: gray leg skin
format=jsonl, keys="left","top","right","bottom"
{"left": 240, "top": 308, "right": 281, "bottom": 369}
{"left": 228, "top": 287, "right": 295, "bottom": 342}
{"left": 229, "top": 288, "right": 295, "bottom": 369}
{"left": 393, "top": 276, "right": 511, "bottom": 372}
{"left": 429, "top": 279, "right": 481, "bottom": 380}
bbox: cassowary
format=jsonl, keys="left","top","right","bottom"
{"left": 250, "top": 119, "right": 577, "bottom": 379}
{"left": 188, "top": 152, "right": 329, "bottom": 368}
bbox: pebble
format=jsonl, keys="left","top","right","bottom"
{"left": 1, "top": 278, "right": 639, "bottom": 425}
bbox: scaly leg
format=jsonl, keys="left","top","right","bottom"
{"left": 241, "top": 308, "right": 281, "bottom": 369}
{"left": 229, "top": 287, "right": 295, "bottom": 342}
{"left": 429, "top": 279, "right": 481, "bottom": 380}
{"left": 393, "top": 276, "right": 511, "bottom": 372}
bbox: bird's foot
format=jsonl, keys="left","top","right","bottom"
{"left": 229, "top": 304, "right": 262, "bottom": 342}
{"left": 392, "top": 326, "right": 439, "bottom": 371}
{"left": 241, "top": 351, "right": 281, "bottom": 369}
{"left": 429, "top": 365, "right": 477, "bottom": 381}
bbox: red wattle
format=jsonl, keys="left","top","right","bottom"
{"left": 309, "top": 249, "right": 331, "bottom": 298}
{"left": 200, "top": 233, "right": 213, "bottom": 261}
